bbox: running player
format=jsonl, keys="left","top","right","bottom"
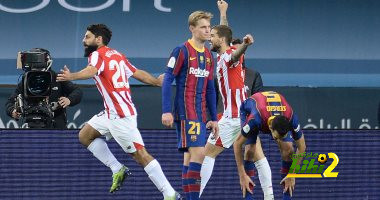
{"left": 161, "top": 11, "right": 219, "bottom": 200}
{"left": 234, "top": 91, "right": 307, "bottom": 200}
{"left": 200, "top": 1, "right": 274, "bottom": 199}
{"left": 57, "top": 24, "right": 181, "bottom": 200}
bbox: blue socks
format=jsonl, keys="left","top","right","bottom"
{"left": 182, "top": 165, "right": 190, "bottom": 199}
{"left": 187, "top": 162, "right": 202, "bottom": 200}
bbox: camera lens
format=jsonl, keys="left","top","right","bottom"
{"left": 27, "top": 72, "right": 51, "bottom": 96}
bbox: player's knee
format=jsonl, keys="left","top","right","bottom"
{"left": 78, "top": 125, "right": 100, "bottom": 147}
{"left": 131, "top": 148, "right": 154, "bottom": 166}
{"left": 205, "top": 143, "right": 223, "bottom": 158}
{"left": 78, "top": 129, "right": 90, "bottom": 146}
{"left": 188, "top": 147, "right": 205, "bottom": 163}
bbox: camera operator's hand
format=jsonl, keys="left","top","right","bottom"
{"left": 58, "top": 97, "right": 71, "bottom": 108}
{"left": 57, "top": 65, "right": 73, "bottom": 81}
{"left": 11, "top": 109, "right": 21, "bottom": 119}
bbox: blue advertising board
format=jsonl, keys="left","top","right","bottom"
{"left": 0, "top": 0, "right": 379, "bottom": 86}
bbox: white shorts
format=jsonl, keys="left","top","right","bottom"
{"left": 87, "top": 111, "right": 144, "bottom": 153}
{"left": 207, "top": 116, "right": 240, "bottom": 148}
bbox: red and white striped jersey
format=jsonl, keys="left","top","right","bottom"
{"left": 88, "top": 46, "right": 137, "bottom": 119}
{"left": 216, "top": 47, "right": 247, "bottom": 118}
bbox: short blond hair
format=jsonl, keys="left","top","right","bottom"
{"left": 188, "top": 11, "right": 213, "bottom": 27}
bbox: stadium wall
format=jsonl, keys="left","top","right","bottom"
{"left": 0, "top": 129, "right": 379, "bottom": 200}
{"left": 1, "top": 86, "right": 379, "bottom": 130}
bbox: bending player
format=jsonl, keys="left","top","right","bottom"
{"left": 200, "top": 1, "right": 274, "bottom": 199}
{"left": 57, "top": 24, "right": 181, "bottom": 200}
{"left": 234, "top": 91, "right": 306, "bottom": 200}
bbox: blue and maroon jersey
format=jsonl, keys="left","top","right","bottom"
{"left": 162, "top": 40, "right": 217, "bottom": 123}
{"left": 240, "top": 91, "right": 302, "bottom": 141}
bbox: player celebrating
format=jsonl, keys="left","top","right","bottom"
{"left": 161, "top": 11, "right": 219, "bottom": 200}
{"left": 234, "top": 91, "right": 306, "bottom": 200}
{"left": 57, "top": 24, "right": 181, "bottom": 200}
{"left": 200, "top": 1, "right": 274, "bottom": 200}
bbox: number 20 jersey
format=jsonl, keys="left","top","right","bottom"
{"left": 88, "top": 46, "right": 137, "bottom": 119}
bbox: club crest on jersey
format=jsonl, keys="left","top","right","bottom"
{"left": 189, "top": 67, "right": 210, "bottom": 77}
{"left": 199, "top": 56, "right": 204, "bottom": 63}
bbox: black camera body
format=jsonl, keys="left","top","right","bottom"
{"left": 16, "top": 49, "right": 55, "bottom": 128}
{"left": 22, "top": 100, "right": 54, "bottom": 128}
{"left": 20, "top": 50, "right": 51, "bottom": 71}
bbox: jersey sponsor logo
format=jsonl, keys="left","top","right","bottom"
{"left": 189, "top": 67, "right": 210, "bottom": 77}
{"left": 167, "top": 57, "right": 176, "bottom": 68}
{"left": 266, "top": 105, "right": 287, "bottom": 112}
{"left": 189, "top": 57, "right": 196, "bottom": 61}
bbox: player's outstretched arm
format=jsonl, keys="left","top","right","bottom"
{"left": 132, "top": 69, "right": 161, "bottom": 87}
{"left": 57, "top": 65, "right": 97, "bottom": 81}
{"left": 231, "top": 34, "right": 254, "bottom": 63}
{"left": 217, "top": 0, "right": 229, "bottom": 26}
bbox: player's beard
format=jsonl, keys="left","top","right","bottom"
{"left": 84, "top": 44, "right": 98, "bottom": 57}
{"left": 210, "top": 44, "right": 220, "bottom": 52}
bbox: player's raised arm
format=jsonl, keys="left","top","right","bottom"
{"left": 217, "top": 0, "right": 229, "bottom": 26}
{"left": 231, "top": 34, "right": 254, "bottom": 63}
{"left": 132, "top": 69, "right": 162, "bottom": 87}
{"left": 57, "top": 65, "right": 98, "bottom": 81}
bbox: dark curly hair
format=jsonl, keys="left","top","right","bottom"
{"left": 271, "top": 115, "right": 292, "bottom": 137}
{"left": 87, "top": 24, "right": 112, "bottom": 45}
